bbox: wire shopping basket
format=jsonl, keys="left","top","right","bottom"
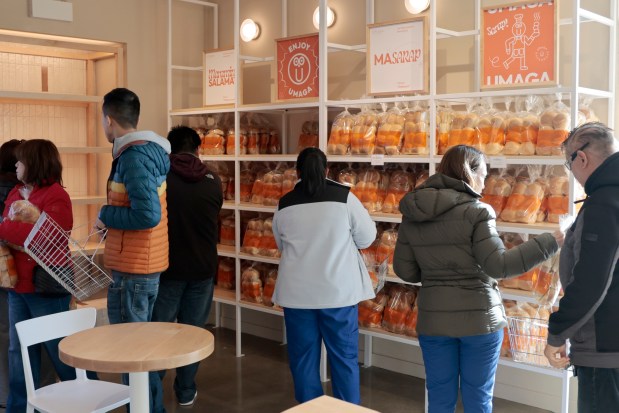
{"left": 23, "top": 212, "right": 111, "bottom": 301}
{"left": 506, "top": 316, "right": 551, "bottom": 367}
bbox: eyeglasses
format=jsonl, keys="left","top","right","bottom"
{"left": 564, "top": 142, "right": 590, "bottom": 171}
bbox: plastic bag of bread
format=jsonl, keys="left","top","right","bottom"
{"left": 447, "top": 103, "right": 480, "bottom": 152}
{"left": 226, "top": 128, "right": 247, "bottom": 155}
{"left": 328, "top": 109, "right": 354, "bottom": 155}
{"left": 238, "top": 164, "right": 255, "bottom": 203}
{"left": 250, "top": 166, "right": 270, "bottom": 205}
{"left": 375, "top": 104, "right": 404, "bottom": 155}
{"left": 268, "top": 130, "right": 281, "bottom": 154}
{"left": 500, "top": 166, "right": 546, "bottom": 224}
{"left": 247, "top": 127, "right": 259, "bottom": 155}
{"left": 298, "top": 120, "right": 319, "bottom": 153}
{"left": 241, "top": 217, "right": 264, "bottom": 255}
{"left": 545, "top": 166, "right": 569, "bottom": 223}
{"left": 350, "top": 108, "right": 378, "bottom": 155}
{"left": 358, "top": 290, "right": 389, "bottom": 328}
{"left": 413, "top": 167, "right": 429, "bottom": 188}
{"left": 537, "top": 96, "right": 570, "bottom": 156}
{"left": 258, "top": 216, "right": 280, "bottom": 257}
{"left": 376, "top": 226, "right": 398, "bottom": 275}
{"left": 337, "top": 164, "right": 358, "bottom": 189}
{"left": 499, "top": 233, "right": 540, "bottom": 291}
{"left": 534, "top": 255, "right": 561, "bottom": 305}
{"left": 281, "top": 166, "right": 297, "bottom": 197}
{"left": 8, "top": 200, "right": 40, "bottom": 223}
{"left": 353, "top": 167, "right": 388, "bottom": 213}
{"left": 404, "top": 302, "right": 419, "bottom": 337}
{"left": 436, "top": 106, "right": 454, "bottom": 155}
{"left": 504, "top": 96, "right": 542, "bottom": 155}
{"left": 262, "top": 268, "right": 278, "bottom": 307}
{"left": 382, "top": 167, "right": 414, "bottom": 214}
{"left": 382, "top": 285, "right": 417, "bottom": 334}
{"left": 241, "top": 264, "right": 263, "bottom": 303}
{"left": 0, "top": 243, "right": 17, "bottom": 288}
{"left": 202, "top": 128, "right": 225, "bottom": 155}
{"left": 216, "top": 257, "right": 235, "bottom": 290}
{"left": 258, "top": 127, "right": 270, "bottom": 154}
{"left": 501, "top": 300, "right": 518, "bottom": 357}
{"left": 261, "top": 167, "right": 284, "bottom": 206}
{"left": 478, "top": 98, "right": 508, "bottom": 155}
{"left": 219, "top": 214, "right": 235, "bottom": 246}
{"left": 402, "top": 101, "right": 429, "bottom": 155}
{"left": 578, "top": 96, "right": 599, "bottom": 125}
{"left": 480, "top": 168, "right": 514, "bottom": 216}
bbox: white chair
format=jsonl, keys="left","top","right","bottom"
{"left": 15, "top": 307, "right": 130, "bottom": 413}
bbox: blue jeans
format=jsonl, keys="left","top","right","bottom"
{"left": 7, "top": 291, "right": 74, "bottom": 413}
{"left": 576, "top": 366, "right": 619, "bottom": 412}
{"left": 283, "top": 306, "right": 360, "bottom": 404}
{"left": 419, "top": 330, "right": 503, "bottom": 413}
{"left": 152, "top": 278, "right": 214, "bottom": 404}
{"left": 107, "top": 271, "right": 164, "bottom": 413}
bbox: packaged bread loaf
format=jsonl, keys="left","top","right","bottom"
{"left": 436, "top": 107, "right": 453, "bottom": 155}
{"left": 250, "top": 166, "right": 270, "bottom": 205}
{"left": 0, "top": 244, "right": 17, "bottom": 288}
{"left": 239, "top": 166, "right": 255, "bottom": 203}
{"left": 226, "top": 128, "right": 247, "bottom": 155}
{"left": 480, "top": 168, "right": 514, "bottom": 216}
{"left": 447, "top": 104, "right": 480, "bottom": 152}
{"left": 382, "top": 167, "right": 414, "bottom": 214}
{"left": 337, "top": 164, "right": 358, "bottom": 189}
{"left": 382, "top": 285, "right": 417, "bottom": 334}
{"left": 268, "top": 130, "right": 281, "bottom": 154}
{"left": 358, "top": 290, "right": 389, "bottom": 328}
{"left": 241, "top": 264, "right": 263, "bottom": 303}
{"left": 328, "top": 109, "right": 354, "bottom": 155}
{"left": 281, "top": 166, "right": 297, "bottom": 197}
{"left": 404, "top": 303, "right": 419, "bottom": 337}
{"left": 478, "top": 100, "right": 508, "bottom": 155}
{"left": 247, "top": 128, "right": 259, "bottom": 155}
{"left": 353, "top": 168, "right": 388, "bottom": 213}
{"left": 499, "top": 233, "right": 539, "bottom": 291}
{"left": 261, "top": 167, "right": 284, "bottom": 206}
{"left": 500, "top": 166, "right": 546, "bottom": 224}
{"left": 298, "top": 121, "right": 319, "bottom": 153}
{"left": 216, "top": 258, "right": 235, "bottom": 290}
{"left": 504, "top": 96, "right": 542, "bottom": 155}
{"left": 258, "top": 216, "right": 280, "bottom": 257}
{"left": 351, "top": 109, "right": 378, "bottom": 155}
{"left": 219, "top": 214, "right": 235, "bottom": 246}
{"left": 375, "top": 105, "right": 404, "bottom": 155}
{"left": 262, "top": 268, "right": 278, "bottom": 307}
{"left": 536, "top": 98, "right": 570, "bottom": 156}
{"left": 402, "top": 102, "right": 429, "bottom": 155}
{"left": 376, "top": 227, "right": 398, "bottom": 275}
{"left": 241, "top": 217, "right": 264, "bottom": 255}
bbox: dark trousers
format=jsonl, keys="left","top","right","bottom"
{"left": 152, "top": 278, "right": 214, "bottom": 404}
{"left": 576, "top": 366, "right": 619, "bottom": 413}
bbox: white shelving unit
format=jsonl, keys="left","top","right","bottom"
{"left": 168, "top": 1, "right": 616, "bottom": 411}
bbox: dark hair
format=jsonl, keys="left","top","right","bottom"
{"left": 0, "top": 139, "right": 23, "bottom": 174}
{"left": 102, "top": 88, "right": 140, "bottom": 129}
{"left": 15, "top": 139, "right": 63, "bottom": 186}
{"left": 167, "top": 126, "right": 201, "bottom": 154}
{"left": 437, "top": 145, "right": 485, "bottom": 186}
{"left": 563, "top": 122, "right": 616, "bottom": 158}
{"left": 296, "top": 147, "right": 327, "bottom": 197}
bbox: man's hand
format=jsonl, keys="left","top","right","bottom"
{"left": 544, "top": 343, "right": 570, "bottom": 369}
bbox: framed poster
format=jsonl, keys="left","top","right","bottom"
{"left": 481, "top": 0, "right": 557, "bottom": 89}
{"left": 276, "top": 33, "right": 319, "bottom": 101}
{"left": 203, "top": 49, "right": 236, "bottom": 106}
{"left": 367, "top": 17, "right": 428, "bottom": 96}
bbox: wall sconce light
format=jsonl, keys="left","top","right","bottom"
{"left": 404, "top": 0, "right": 430, "bottom": 14}
{"left": 312, "top": 6, "right": 336, "bottom": 30}
{"left": 240, "top": 18, "right": 260, "bottom": 42}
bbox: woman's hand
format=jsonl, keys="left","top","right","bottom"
{"left": 552, "top": 229, "right": 565, "bottom": 248}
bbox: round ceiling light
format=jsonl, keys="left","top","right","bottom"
{"left": 404, "top": 0, "right": 430, "bottom": 14}
{"left": 240, "top": 18, "right": 260, "bottom": 42}
{"left": 313, "top": 6, "right": 336, "bottom": 30}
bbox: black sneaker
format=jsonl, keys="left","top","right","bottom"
{"left": 178, "top": 391, "right": 197, "bottom": 407}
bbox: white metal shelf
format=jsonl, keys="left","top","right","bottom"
{"left": 222, "top": 201, "right": 236, "bottom": 210}
{"left": 238, "top": 252, "right": 280, "bottom": 265}
{"left": 239, "top": 300, "right": 283, "bottom": 316}
{"left": 496, "top": 221, "right": 559, "bottom": 236}
{"left": 58, "top": 147, "right": 110, "bottom": 154}
{"left": 238, "top": 202, "right": 277, "bottom": 214}
{"left": 237, "top": 155, "right": 298, "bottom": 162}
{"left": 237, "top": 101, "right": 319, "bottom": 113}
{"left": 169, "top": 106, "right": 235, "bottom": 116}
{"left": 327, "top": 155, "right": 432, "bottom": 164}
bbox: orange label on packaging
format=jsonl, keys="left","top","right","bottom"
{"left": 482, "top": 1, "right": 556, "bottom": 88}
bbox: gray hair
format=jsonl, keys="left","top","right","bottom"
{"left": 563, "top": 122, "right": 618, "bottom": 159}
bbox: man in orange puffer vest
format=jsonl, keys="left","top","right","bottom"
{"left": 95, "top": 88, "right": 171, "bottom": 413}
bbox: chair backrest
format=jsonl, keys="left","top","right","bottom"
{"left": 15, "top": 307, "right": 96, "bottom": 399}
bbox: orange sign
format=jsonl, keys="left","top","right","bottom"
{"left": 277, "top": 34, "right": 319, "bottom": 100}
{"left": 482, "top": 1, "right": 557, "bottom": 89}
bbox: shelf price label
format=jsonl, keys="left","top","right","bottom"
{"left": 371, "top": 154, "right": 385, "bottom": 166}
{"left": 489, "top": 156, "right": 508, "bottom": 169}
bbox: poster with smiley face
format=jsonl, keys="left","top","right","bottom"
{"left": 276, "top": 34, "right": 319, "bottom": 101}
{"left": 481, "top": 0, "right": 557, "bottom": 89}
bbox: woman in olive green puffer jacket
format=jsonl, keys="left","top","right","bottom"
{"left": 393, "top": 145, "right": 562, "bottom": 413}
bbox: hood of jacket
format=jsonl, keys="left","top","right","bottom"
{"left": 585, "top": 151, "right": 619, "bottom": 195}
{"left": 112, "top": 130, "right": 171, "bottom": 159}
{"left": 169, "top": 153, "right": 210, "bottom": 183}
{"left": 399, "top": 173, "right": 481, "bottom": 222}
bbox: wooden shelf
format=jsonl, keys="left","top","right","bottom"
{"left": 70, "top": 196, "right": 106, "bottom": 205}
{"left": 238, "top": 252, "right": 280, "bottom": 265}
{"left": 239, "top": 300, "right": 283, "bottom": 316}
{"left": 59, "top": 147, "right": 110, "bottom": 154}
{"left": 217, "top": 244, "right": 236, "bottom": 258}
{"left": 0, "top": 90, "right": 101, "bottom": 104}
{"left": 213, "top": 287, "right": 236, "bottom": 305}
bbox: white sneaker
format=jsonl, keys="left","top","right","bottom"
{"left": 178, "top": 391, "right": 197, "bottom": 407}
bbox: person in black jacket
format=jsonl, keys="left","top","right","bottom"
{"left": 152, "top": 126, "right": 223, "bottom": 407}
{"left": 545, "top": 122, "right": 619, "bottom": 412}
{"left": 0, "top": 139, "right": 22, "bottom": 408}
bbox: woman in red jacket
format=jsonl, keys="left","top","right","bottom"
{"left": 0, "top": 139, "right": 75, "bottom": 412}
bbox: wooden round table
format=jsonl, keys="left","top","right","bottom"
{"left": 59, "top": 322, "right": 214, "bottom": 413}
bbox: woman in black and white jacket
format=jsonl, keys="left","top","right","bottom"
{"left": 272, "top": 147, "right": 376, "bottom": 405}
